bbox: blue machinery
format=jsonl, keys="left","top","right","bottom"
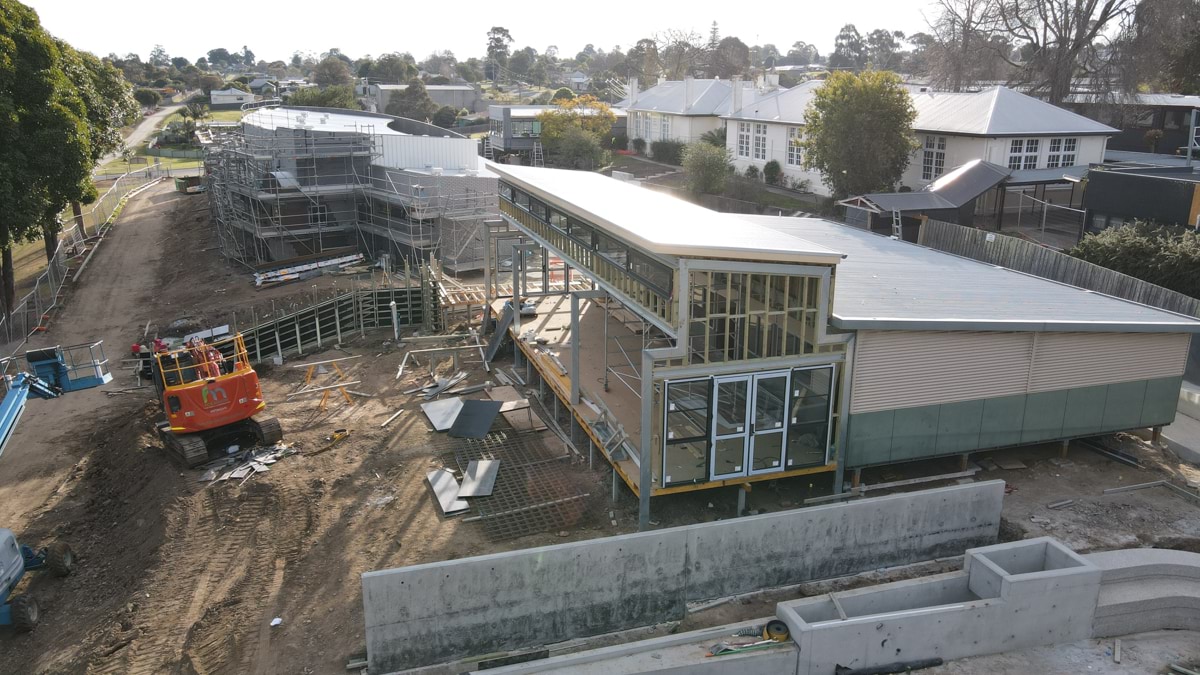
{"left": 0, "top": 342, "right": 111, "bottom": 631}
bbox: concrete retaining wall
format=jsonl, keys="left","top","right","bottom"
{"left": 362, "top": 481, "right": 1004, "bottom": 673}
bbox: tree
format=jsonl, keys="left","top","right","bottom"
{"left": 385, "top": 78, "right": 437, "bottom": 120}
{"left": 682, "top": 142, "right": 730, "bottom": 194}
{"left": 555, "top": 126, "right": 607, "bottom": 169}
{"left": 313, "top": 55, "right": 353, "bottom": 87}
{"left": 789, "top": 41, "right": 821, "bottom": 64}
{"left": 925, "top": 0, "right": 1001, "bottom": 90}
{"left": 171, "top": 56, "right": 190, "bottom": 70}
{"left": 199, "top": 73, "right": 224, "bottom": 94}
{"left": 196, "top": 56, "right": 209, "bottom": 70}
{"left": 708, "top": 36, "right": 751, "bottom": 78}
{"left": 420, "top": 50, "right": 457, "bottom": 78}
{"left": 625, "top": 38, "right": 661, "bottom": 81}
{"left": 486, "top": 26, "right": 513, "bottom": 78}
{"left": 1069, "top": 223, "right": 1200, "bottom": 299}
{"left": 432, "top": 105, "right": 458, "bottom": 128}
{"left": 865, "top": 29, "right": 904, "bottom": 70}
{"left": 656, "top": 29, "right": 705, "bottom": 78}
{"left": 287, "top": 85, "right": 358, "bottom": 109}
{"left": 830, "top": 24, "right": 865, "bottom": 70}
{"left": 291, "top": 52, "right": 303, "bottom": 68}
{"left": 0, "top": 1, "right": 112, "bottom": 313}
{"left": 509, "top": 46, "right": 536, "bottom": 79}
{"left": 133, "top": 88, "right": 161, "bottom": 107}
{"left": 149, "top": 44, "right": 169, "bottom": 67}
{"left": 242, "top": 45, "right": 255, "bottom": 66}
{"left": 992, "top": 0, "right": 1134, "bottom": 104}
{"left": 226, "top": 80, "right": 250, "bottom": 92}
{"left": 537, "top": 95, "right": 616, "bottom": 150}
{"left": 207, "top": 47, "right": 232, "bottom": 69}
{"left": 371, "top": 52, "right": 416, "bottom": 84}
{"left": 551, "top": 87, "right": 575, "bottom": 102}
{"left": 1118, "top": 0, "right": 1200, "bottom": 93}
{"left": 801, "top": 70, "right": 917, "bottom": 198}
{"left": 456, "top": 60, "right": 483, "bottom": 82}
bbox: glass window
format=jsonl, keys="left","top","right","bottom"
{"left": 737, "top": 122, "right": 750, "bottom": 158}
{"left": 922, "top": 135, "right": 946, "bottom": 181}
{"left": 1008, "top": 138, "right": 1039, "bottom": 170}
{"left": 787, "top": 366, "right": 833, "bottom": 468}
{"left": 660, "top": 114, "right": 671, "bottom": 140}
{"left": 663, "top": 379, "right": 710, "bottom": 486}
{"left": 753, "top": 123, "right": 767, "bottom": 160}
{"left": 715, "top": 379, "right": 748, "bottom": 436}
{"left": 1047, "top": 137, "right": 1077, "bottom": 168}
{"left": 787, "top": 127, "right": 803, "bottom": 166}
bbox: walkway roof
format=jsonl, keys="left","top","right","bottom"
{"left": 491, "top": 165, "right": 844, "bottom": 265}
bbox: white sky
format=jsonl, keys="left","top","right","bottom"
{"left": 25, "top": 0, "right": 938, "bottom": 65}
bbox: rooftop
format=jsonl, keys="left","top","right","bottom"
{"left": 491, "top": 105, "right": 627, "bottom": 119}
{"left": 375, "top": 83, "right": 476, "bottom": 92}
{"left": 243, "top": 107, "right": 408, "bottom": 135}
{"left": 909, "top": 86, "right": 1118, "bottom": 137}
{"left": 491, "top": 165, "right": 843, "bottom": 265}
{"left": 622, "top": 78, "right": 779, "bottom": 116}
{"left": 853, "top": 160, "right": 1012, "bottom": 213}
{"left": 743, "top": 215, "right": 1200, "bottom": 333}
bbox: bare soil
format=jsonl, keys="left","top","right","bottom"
{"left": 3, "top": 183, "right": 1200, "bottom": 674}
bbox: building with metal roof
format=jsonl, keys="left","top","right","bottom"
{"left": 621, "top": 76, "right": 783, "bottom": 152}
{"left": 1084, "top": 164, "right": 1200, "bottom": 233}
{"left": 486, "top": 105, "right": 627, "bottom": 155}
{"left": 482, "top": 166, "right": 1198, "bottom": 526}
{"left": 1063, "top": 91, "right": 1200, "bottom": 153}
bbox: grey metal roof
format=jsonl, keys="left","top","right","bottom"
{"left": 1104, "top": 149, "right": 1193, "bottom": 168}
{"left": 910, "top": 86, "right": 1117, "bottom": 136}
{"left": 851, "top": 160, "right": 1011, "bottom": 213}
{"left": 741, "top": 215, "right": 1200, "bottom": 333}
{"left": 722, "top": 81, "right": 821, "bottom": 122}
{"left": 624, "top": 79, "right": 779, "bottom": 116}
{"left": 1066, "top": 92, "right": 1200, "bottom": 108}
{"left": 1007, "top": 164, "right": 1089, "bottom": 185}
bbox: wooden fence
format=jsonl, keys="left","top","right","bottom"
{"left": 918, "top": 218, "right": 1200, "bottom": 318}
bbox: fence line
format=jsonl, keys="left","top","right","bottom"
{"left": 918, "top": 218, "right": 1200, "bottom": 318}
{"left": 0, "top": 168, "right": 164, "bottom": 354}
{"left": 1015, "top": 192, "right": 1086, "bottom": 239}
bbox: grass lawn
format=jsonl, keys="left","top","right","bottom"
{"left": 607, "top": 153, "right": 675, "bottom": 178}
{"left": 99, "top": 147, "right": 202, "bottom": 174}
{"left": 158, "top": 108, "right": 244, "bottom": 129}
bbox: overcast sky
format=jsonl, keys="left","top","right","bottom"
{"left": 25, "top": 0, "right": 938, "bottom": 65}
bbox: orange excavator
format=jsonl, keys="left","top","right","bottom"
{"left": 148, "top": 333, "right": 283, "bottom": 467}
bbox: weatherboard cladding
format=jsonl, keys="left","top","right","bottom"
{"left": 849, "top": 330, "right": 1191, "bottom": 415}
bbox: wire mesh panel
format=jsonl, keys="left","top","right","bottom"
{"left": 433, "top": 430, "right": 592, "bottom": 541}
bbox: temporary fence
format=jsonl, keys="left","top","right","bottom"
{"left": 1013, "top": 192, "right": 1087, "bottom": 244}
{"left": 0, "top": 168, "right": 164, "bottom": 354}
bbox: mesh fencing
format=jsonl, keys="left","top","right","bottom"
{"left": 0, "top": 167, "right": 164, "bottom": 354}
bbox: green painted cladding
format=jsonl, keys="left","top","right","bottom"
{"left": 844, "top": 376, "right": 1183, "bottom": 468}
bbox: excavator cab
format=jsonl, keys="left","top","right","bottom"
{"left": 151, "top": 334, "right": 282, "bottom": 467}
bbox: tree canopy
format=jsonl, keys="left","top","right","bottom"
{"left": 287, "top": 85, "right": 359, "bottom": 110}
{"left": 0, "top": 0, "right": 135, "bottom": 312}
{"left": 1069, "top": 222, "right": 1200, "bottom": 299}
{"left": 801, "top": 70, "right": 916, "bottom": 198}
{"left": 385, "top": 78, "right": 437, "bottom": 121}
{"left": 313, "top": 55, "right": 353, "bottom": 87}
{"left": 682, "top": 142, "right": 730, "bottom": 194}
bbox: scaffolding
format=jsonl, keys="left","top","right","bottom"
{"left": 206, "top": 107, "right": 497, "bottom": 274}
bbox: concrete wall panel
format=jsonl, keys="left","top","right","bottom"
{"left": 363, "top": 482, "right": 1004, "bottom": 672}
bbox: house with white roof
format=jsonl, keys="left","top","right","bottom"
{"left": 622, "top": 76, "right": 782, "bottom": 152}
{"left": 568, "top": 70, "right": 591, "bottom": 92}
{"left": 722, "top": 84, "right": 1117, "bottom": 200}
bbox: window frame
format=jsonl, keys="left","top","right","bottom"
{"left": 786, "top": 127, "right": 803, "bottom": 166}
{"left": 752, "top": 123, "right": 767, "bottom": 161}
{"left": 737, "top": 122, "right": 751, "bottom": 158}
{"left": 921, "top": 135, "right": 946, "bottom": 181}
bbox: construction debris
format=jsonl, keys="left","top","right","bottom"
{"left": 421, "top": 397, "right": 464, "bottom": 432}
{"left": 309, "top": 429, "right": 351, "bottom": 456}
{"left": 426, "top": 468, "right": 469, "bottom": 516}
{"left": 199, "top": 441, "right": 297, "bottom": 484}
{"left": 253, "top": 253, "right": 365, "bottom": 286}
{"left": 448, "top": 400, "right": 504, "bottom": 439}
{"left": 458, "top": 460, "right": 500, "bottom": 497}
{"left": 380, "top": 410, "right": 404, "bottom": 428}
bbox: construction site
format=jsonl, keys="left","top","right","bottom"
{"left": 0, "top": 105, "right": 1199, "bottom": 675}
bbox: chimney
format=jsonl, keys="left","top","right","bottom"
{"left": 731, "top": 78, "right": 743, "bottom": 115}
{"left": 765, "top": 72, "right": 780, "bottom": 88}
{"left": 684, "top": 76, "right": 694, "bottom": 113}
{"left": 629, "top": 77, "right": 639, "bottom": 105}
{"left": 658, "top": 76, "right": 667, "bottom": 86}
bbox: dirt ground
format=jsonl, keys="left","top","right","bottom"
{"left": 3, "top": 183, "right": 1200, "bottom": 674}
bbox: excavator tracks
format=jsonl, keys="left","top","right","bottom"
{"left": 156, "top": 423, "right": 209, "bottom": 469}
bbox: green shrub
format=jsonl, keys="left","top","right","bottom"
{"left": 650, "top": 139, "right": 685, "bottom": 165}
{"left": 1069, "top": 221, "right": 1200, "bottom": 299}
{"left": 763, "top": 160, "right": 782, "bottom": 185}
{"left": 682, "top": 142, "right": 730, "bottom": 194}
{"left": 632, "top": 138, "right": 646, "bottom": 154}
{"left": 744, "top": 165, "right": 760, "bottom": 181}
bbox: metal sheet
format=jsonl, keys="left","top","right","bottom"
{"left": 421, "top": 397, "right": 464, "bottom": 431}
{"left": 426, "top": 468, "right": 469, "bottom": 516}
{"left": 484, "top": 304, "right": 515, "bottom": 363}
{"left": 458, "top": 460, "right": 500, "bottom": 497}
{"left": 488, "top": 386, "right": 547, "bottom": 431}
{"left": 449, "top": 400, "right": 504, "bottom": 439}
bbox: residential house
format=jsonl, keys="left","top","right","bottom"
{"left": 622, "top": 76, "right": 782, "bottom": 153}
{"left": 724, "top": 85, "right": 1115, "bottom": 207}
{"left": 248, "top": 77, "right": 276, "bottom": 95}
{"left": 568, "top": 70, "right": 591, "bottom": 92}
{"left": 210, "top": 88, "right": 255, "bottom": 108}
{"left": 364, "top": 83, "right": 485, "bottom": 115}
